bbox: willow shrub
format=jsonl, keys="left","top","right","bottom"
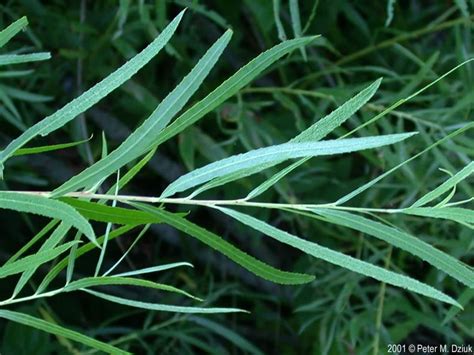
{"left": 0, "top": 12, "right": 472, "bottom": 354}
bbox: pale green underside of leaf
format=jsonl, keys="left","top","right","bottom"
{"left": 411, "top": 161, "right": 474, "bottom": 208}
{"left": 0, "top": 16, "right": 28, "bottom": 48}
{"left": 0, "top": 53, "right": 51, "bottom": 66}
{"left": 133, "top": 203, "right": 315, "bottom": 285}
{"left": 193, "top": 78, "right": 383, "bottom": 198}
{"left": 114, "top": 262, "right": 194, "bottom": 278}
{"left": 64, "top": 276, "right": 200, "bottom": 300}
{"left": 218, "top": 207, "right": 460, "bottom": 307}
{"left": 335, "top": 123, "right": 474, "bottom": 205}
{"left": 0, "top": 241, "right": 76, "bottom": 279}
{"left": 313, "top": 209, "right": 474, "bottom": 287}
{"left": 0, "top": 310, "right": 129, "bottom": 354}
{"left": 162, "top": 133, "right": 416, "bottom": 197}
{"left": 0, "top": 10, "right": 185, "bottom": 165}
{"left": 85, "top": 289, "right": 246, "bottom": 314}
{"left": 51, "top": 29, "right": 233, "bottom": 197}
{"left": 404, "top": 207, "right": 474, "bottom": 227}
{"left": 0, "top": 192, "right": 96, "bottom": 244}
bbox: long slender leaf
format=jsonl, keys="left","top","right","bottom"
{"left": 153, "top": 36, "right": 318, "bottom": 146}
{"left": 113, "top": 262, "right": 194, "bottom": 278}
{"left": 13, "top": 137, "right": 92, "bottom": 157}
{"left": 37, "top": 225, "right": 136, "bottom": 293}
{"left": 0, "top": 10, "right": 185, "bottom": 165}
{"left": 13, "top": 222, "right": 71, "bottom": 297}
{"left": 0, "top": 53, "right": 51, "bottom": 66}
{"left": 0, "top": 310, "right": 129, "bottom": 354}
{"left": 404, "top": 207, "right": 474, "bottom": 227}
{"left": 133, "top": 203, "right": 315, "bottom": 285}
{"left": 217, "top": 207, "right": 460, "bottom": 307}
{"left": 0, "top": 241, "right": 77, "bottom": 279}
{"left": 85, "top": 289, "right": 246, "bottom": 314}
{"left": 51, "top": 29, "right": 233, "bottom": 197}
{"left": 162, "top": 133, "right": 416, "bottom": 198}
{"left": 411, "top": 161, "right": 474, "bottom": 207}
{"left": 313, "top": 209, "right": 474, "bottom": 287}
{"left": 0, "top": 192, "right": 96, "bottom": 244}
{"left": 0, "top": 16, "right": 28, "bottom": 48}
{"left": 64, "top": 276, "right": 200, "bottom": 300}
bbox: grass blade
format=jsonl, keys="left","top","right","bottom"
{"left": 162, "top": 133, "right": 416, "bottom": 198}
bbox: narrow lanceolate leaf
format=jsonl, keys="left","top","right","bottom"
{"left": 13, "top": 222, "right": 71, "bottom": 297}
{"left": 0, "top": 192, "right": 96, "bottom": 244}
{"left": 0, "top": 242, "right": 77, "bottom": 279}
{"left": 404, "top": 207, "right": 474, "bottom": 227}
{"left": 196, "top": 79, "right": 384, "bottom": 198}
{"left": 13, "top": 137, "right": 92, "bottom": 156}
{"left": 113, "top": 262, "right": 194, "bottom": 277}
{"left": 63, "top": 276, "right": 200, "bottom": 300}
{"left": 411, "top": 161, "right": 474, "bottom": 208}
{"left": 0, "top": 10, "right": 185, "bottom": 165}
{"left": 0, "top": 16, "right": 28, "bottom": 48}
{"left": 162, "top": 133, "right": 416, "bottom": 198}
{"left": 313, "top": 209, "right": 474, "bottom": 287}
{"left": 218, "top": 207, "right": 460, "bottom": 307}
{"left": 51, "top": 29, "right": 233, "bottom": 197}
{"left": 292, "top": 79, "right": 382, "bottom": 142}
{"left": 0, "top": 53, "right": 51, "bottom": 66}
{"left": 85, "top": 289, "right": 246, "bottom": 314}
{"left": 0, "top": 310, "right": 129, "bottom": 354}
{"left": 60, "top": 197, "right": 167, "bottom": 225}
{"left": 289, "top": 0, "right": 307, "bottom": 60}
{"left": 153, "top": 36, "right": 319, "bottom": 146}
{"left": 133, "top": 203, "right": 315, "bottom": 285}
{"left": 37, "top": 225, "right": 136, "bottom": 294}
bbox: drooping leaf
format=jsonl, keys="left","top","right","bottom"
{"left": 313, "top": 209, "right": 474, "bottom": 287}
{"left": 133, "top": 203, "right": 315, "bottom": 285}
{"left": 217, "top": 207, "right": 460, "bottom": 307}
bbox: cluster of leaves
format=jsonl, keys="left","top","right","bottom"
{"left": 0, "top": 1, "right": 472, "bottom": 354}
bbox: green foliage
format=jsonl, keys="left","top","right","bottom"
{"left": 0, "top": 2, "right": 472, "bottom": 353}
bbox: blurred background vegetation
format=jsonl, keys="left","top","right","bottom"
{"left": 0, "top": 0, "right": 473, "bottom": 354}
